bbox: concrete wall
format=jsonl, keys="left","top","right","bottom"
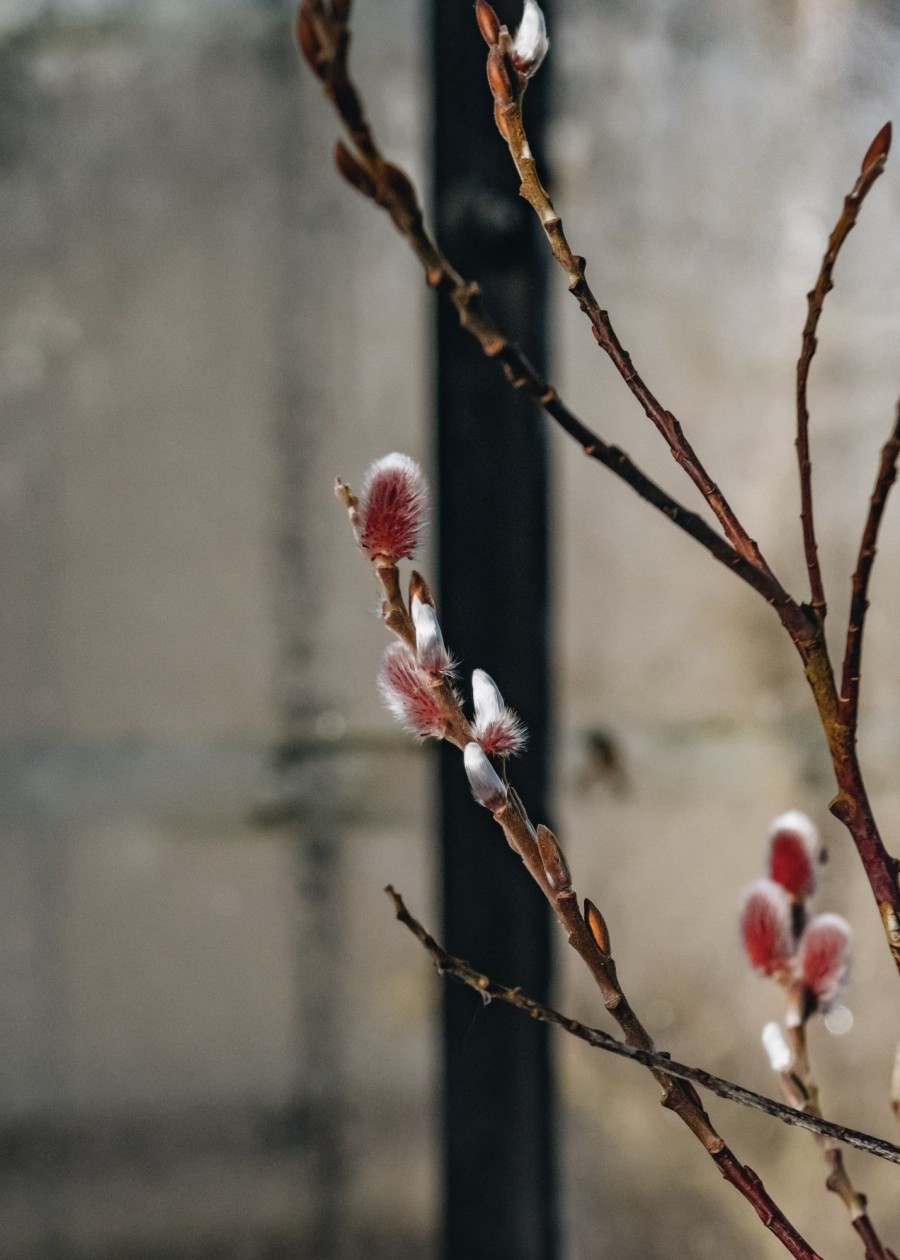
{"left": 552, "top": 2, "right": 900, "bottom": 1256}
{"left": 0, "top": 4, "right": 436, "bottom": 1257}
{"left": 0, "top": 0, "right": 900, "bottom": 1257}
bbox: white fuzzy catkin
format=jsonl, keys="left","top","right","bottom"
{"left": 472, "top": 669, "right": 504, "bottom": 725}
{"left": 411, "top": 596, "right": 452, "bottom": 675}
{"left": 512, "top": 0, "right": 549, "bottom": 76}
{"left": 761, "top": 1022, "right": 792, "bottom": 1073}
{"left": 464, "top": 742, "right": 508, "bottom": 811}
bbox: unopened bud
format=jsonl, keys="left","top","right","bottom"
{"left": 464, "top": 742, "right": 508, "bottom": 812}
{"left": 412, "top": 596, "right": 454, "bottom": 676}
{"left": 296, "top": 3, "right": 324, "bottom": 76}
{"left": 511, "top": 0, "right": 548, "bottom": 78}
{"left": 334, "top": 141, "right": 377, "bottom": 199}
{"left": 335, "top": 477, "right": 356, "bottom": 507}
{"left": 862, "top": 121, "right": 892, "bottom": 176}
{"left": 493, "top": 100, "right": 509, "bottom": 141}
{"left": 486, "top": 49, "right": 514, "bottom": 104}
{"left": 475, "top": 0, "right": 502, "bottom": 46}
{"left": 761, "top": 1022, "right": 792, "bottom": 1074}
{"left": 409, "top": 569, "right": 435, "bottom": 609}
{"left": 335, "top": 477, "right": 361, "bottom": 542}
{"left": 381, "top": 162, "right": 418, "bottom": 209}
{"left": 536, "top": 824, "right": 571, "bottom": 891}
{"left": 584, "top": 898, "right": 611, "bottom": 955}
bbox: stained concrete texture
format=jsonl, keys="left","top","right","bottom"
{"left": 1, "top": 0, "right": 900, "bottom": 1258}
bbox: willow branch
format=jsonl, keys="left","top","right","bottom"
{"left": 303, "top": 0, "right": 900, "bottom": 986}
{"left": 387, "top": 887, "right": 900, "bottom": 1173}
{"left": 482, "top": 10, "right": 900, "bottom": 978}
{"left": 483, "top": 25, "right": 773, "bottom": 581}
{"left": 296, "top": 0, "right": 813, "bottom": 640}
{"left": 409, "top": 778, "right": 820, "bottom": 1250}
{"left": 782, "top": 1014, "right": 897, "bottom": 1260}
{"left": 796, "top": 123, "right": 892, "bottom": 620}
{"left": 329, "top": 514, "right": 823, "bottom": 1255}
{"left": 840, "top": 400, "right": 900, "bottom": 728}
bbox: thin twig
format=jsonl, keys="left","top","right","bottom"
{"left": 334, "top": 509, "right": 824, "bottom": 1254}
{"left": 796, "top": 123, "right": 892, "bottom": 620}
{"left": 479, "top": 7, "right": 900, "bottom": 978}
{"left": 783, "top": 1015, "right": 897, "bottom": 1260}
{"left": 404, "top": 745, "right": 823, "bottom": 1257}
{"left": 387, "top": 887, "right": 900, "bottom": 1171}
{"left": 486, "top": 26, "right": 773, "bottom": 580}
{"left": 840, "top": 400, "right": 900, "bottom": 728}
{"left": 297, "top": 0, "right": 816, "bottom": 646}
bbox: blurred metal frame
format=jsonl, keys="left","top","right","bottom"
{"left": 432, "top": 3, "right": 556, "bottom": 1257}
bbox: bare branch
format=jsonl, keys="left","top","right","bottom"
{"left": 475, "top": 12, "right": 900, "bottom": 980}
{"left": 483, "top": 23, "right": 775, "bottom": 581}
{"left": 387, "top": 887, "right": 900, "bottom": 1171}
{"left": 356, "top": 537, "right": 823, "bottom": 1255}
{"left": 782, "top": 1011, "right": 897, "bottom": 1259}
{"left": 796, "top": 123, "right": 892, "bottom": 620}
{"left": 296, "top": 0, "right": 815, "bottom": 641}
{"left": 840, "top": 400, "right": 900, "bottom": 728}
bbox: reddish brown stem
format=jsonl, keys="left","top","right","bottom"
{"left": 840, "top": 402, "right": 900, "bottom": 728}
{"left": 388, "top": 887, "right": 900, "bottom": 1163}
{"left": 304, "top": 0, "right": 900, "bottom": 978}
{"left": 485, "top": 801, "right": 826, "bottom": 1260}
{"left": 496, "top": 89, "right": 772, "bottom": 578}
{"left": 298, "top": 0, "right": 810, "bottom": 628}
{"left": 788, "top": 634, "right": 900, "bottom": 973}
{"left": 388, "top": 887, "right": 827, "bottom": 1260}
{"left": 796, "top": 123, "right": 892, "bottom": 618}
{"left": 783, "top": 1018, "right": 896, "bottom": 1260}
{"left": 346, "top": 540, "right": 827, "bottom": 1255}
{"left": 852, "top": 1217, "right": 899, "bottom": 1260}
{"left": 828, "top": 738, "right": 900, "bottom": 972}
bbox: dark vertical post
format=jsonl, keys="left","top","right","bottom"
{"left": 432, "top": 5, "right": 556, "bottom": 1259}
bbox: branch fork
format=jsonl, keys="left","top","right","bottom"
{"left": 336, "top": 448, "right": 825, "bottom": 1260}
{"left": 302, "top": 2, "right": 900, "bottom": 1251}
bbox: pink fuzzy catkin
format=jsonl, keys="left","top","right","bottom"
{"left": 475, "top": 714, "right": 528, "bottom": 758}
{"left": 471, "top": 669, "right": 528, "bottom": 758}
{"left": 378, "top": 643, "right": 446, "bottom": 739}
{"left": 740, "top": 879, "right": 794, "bottom": 976}
{"left": 768, "top": 810, "right": 819, "bottom": 900}
{"left": 797, "top": 913, "right": 852, "bottom": 1013}
{"left": 358, "top": 453, "right": 428, "bottom": 561}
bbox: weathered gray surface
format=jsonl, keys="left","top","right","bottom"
{"left": 1, "top": 0, "right": 900, "bottom": 1257}
{"left": 553, "top": 3, "right": 900, "bottom": 1256}
{"left": 0, "top": 5, "right": 435, "bottom": 1257}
